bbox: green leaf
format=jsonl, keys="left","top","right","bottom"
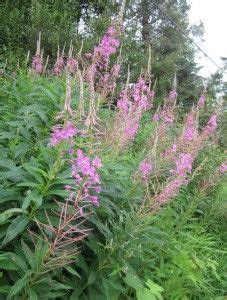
{"left": 7, "top": 271, "right": 32, "bottom": 299}
{"left": 87, "top": 270, "right": 97, "bottom": 285}
{"left": 0, "top": 286, "right": 10, "bottom": 295}
{"left": 2, "top": 215, "right": 29, "bottom": 246}
{"left": 0, "top": 132, "right": 16, "bottom": 140}
{"left": 14, "top": 143, "right": 30, "bottom": 158}
{"left": 135, "top": 279, "right": 164, "bottom": 300}
{"left": 8, "top": 252, "right": 29, "bottom": 273}
{"left": 0, "top": 208, "right": 23, "bottom": 224}
{"left": 28, "top": 289, "right": 38, "bottom": 300}
{"left": 49, "top": 279, "right": 73, "bottom": 290}
{"left": 123, "top": 272, "right": 143, "bottom": 290}
{"left": 64, "top": 266, "right": 81, "bottom": 278}
{"left": 24, "top": 165, "right": 45, "bottom": 184}
{"left": 21, "top": 240, "right": 36, "bottom": 270}
{"left": 46, "top": 190, "right": 69, "bottom": 197}
{"left": 22, "top": 190, "right": 43, "bottom": 210}
{"left": 0, "top": 253, "right": 19, "bottom": 270}
{"left": 17, "top": 182, "right": 40, "bottom": 188}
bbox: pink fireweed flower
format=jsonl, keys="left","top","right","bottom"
{"left": 64, "top": 185, "right": 72, "bottom": 191}
{"left": 32, "top": 54, "right": 43, "bottom": 74}
{"left": 168, "top": 89, "right": 177, "bottom": 104}
{"left": 53, "top": 56, "right": 64, "bottom": 75}
{"left": 152, "top": 113, "right": 160, "bottom": 122}
{"left": 219, "top": 162, "right": 227, "bottom": 174}
{"left": 171, "top": 153, "right": 193, "bottom": 177}
{"left": 49, "top": 122, "right": 77, "bottom": 146}
{"left": 139, "top": 159, "right": 152, "bottom": 179}
{"left": 111, "top": 63, "right": 121, "bottom": 77}
{"left": 68, "top": 149, "right": 75, "bottom": 156}
{"left": 67, "top": 57, "right": 78, "bottom": 74}
{"left": 183, "top": 114, "right": 197, "bottom": 141}
{"left": 125, "top": 116, "right": 140, "bottom": 140}
{"left": 72, "top": 150, "right": 102, "bottom": 206}
{"left": 198, "top": 94, "right": 205, "bottom": 108}
{"left": 163, "top": 143, "right": 177, "bottom": 158}
{"left": 203, "top": 114, "right": 218, "bottom": 136}
{"left": 155, "top": 177, "right": 187, "bottom": 204}
{"left": 160, "top": 110, "right": 174, "bottom": 124}
{"left": 117, "top": 89, "right": 130, "bottom": 113}
{"left": 92, "top": 157, "right": 102, "bottom": 169}
{"left": 133, "top": 78, "right": 153, "bottom": 111}
{"left": 95, "top": 26, "right": 120, "bottom": 61}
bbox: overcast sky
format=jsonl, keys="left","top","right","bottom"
{"left": 189, "top": 0, "right": 227, "bottom": 77}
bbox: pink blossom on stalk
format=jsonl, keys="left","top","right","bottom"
{"left": 49, "top": 122, "right": 77, "bottom": 146}
{"left": 160, "top": 110, "right": 174, "bottom": 124}
{"left": 152, "top": 113, "right": 160, "bottom": 122}
{"left": 171, "top": 153, "right": 193, "bottom": 177}
{"left": 53, "top": 56, "right": 64, "bottom": 75}
{"left": 183, "top": 114, "right": 197, "bottom": 141}
{"left": 95, "top": 26, "right": 120, "bottom": 59}
{"left": 111, "top": 63, "right": 121, "bottom": 77}
{"left": 64, "top": 185, "right": 72, "bottom": 191}
{"left": 203, "top": 114, "right": 218, "bottom": 136}
{"left": 219, "top": 162, "right": 227, "bottom": 174}
{"left": 163, "top": 144, "right": 177, "bottom": 158}
{"left": 198, "top": 94, "right": 205, "bottom": 108}
{"left": 92, "top": 157, "right": 102, "bottom": 169}
{"left": 67, "top": 57, "right": 78, "bottom": 74}
{"left": 68, "top": 149, "right": 75, "bottom": 156}
{"left": 168, "top": 89, "right": 177, "bottom": 104}
{"left": 133, "top": 78, "right": 153, "bottom": 111}
{"left": 117, "top": 89, "right": 130, "bottom": 113}
{"left": 124, "top": 115, "right": 140, "bottom": 140}
{"left": 32, "top": 54, "right": 43, "bottom": 74}
{"left": 155, "top": 177, "right": 187, "bottom": 204}
{"left": 139, "top": 159, "right": 152, "bottom": 179}
{"left": 72, "top": 150, "right": 102, "bottom": 206}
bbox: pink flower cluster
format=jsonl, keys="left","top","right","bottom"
{"left": 168, "top": 89, "right": 177, "bottom": 104}
{"left": 203, "top": 114, "right": 218, "bottom": 136}
{"left": 183, "top": 114, "right": 197, "bottom": 141}
{"left": 198, "top": 94, "right": 205, "bottom": 108}
{"left": 124, "top": 112, "right": 141, "bottom": 140}
{"left": 152, "top": 113, "right": 160, "bottom": 122}
{"left": 53, "top": 56, "right": 78, "bottom": 75}
{"left": 49, "top": 122, "right": 77, "bottom": 146}
{"left": 72, "top": 150, "right": 102, "bottom": 206}
{"left": 163, "top": 143, "right": 177, "bottom": 158}
{"left": 139, "top": 159, "right": 152, "bottom": 179}
{"left": 133, "top": 78, "right": 154, "bottom": 111}
{"left": 95, "top": 26, "right": 120, "bottom": 60}
{"left": 117, "top": 89, "right": 130, "bottom": 113}
{"left": 32, "top": 54, "right": 43, "bottom": 74}
{"left": 155, "top": 177, "right": 186, "bottom": 204}
{"left": 155, "top": 152, "right": 193, "bottom": 204}
{"left": 171, "top": 153, "right": 193, "bottom": 177}
{"left": 219, "top": 162, "right": 227, "bottom": 174}
{"left": 67, "top": 58, "right": 78, "bottom": 74}
{"left": 116, "top": 78, "right": 154, "bottom": 145}
{"left": 160, "top": 109, "right": 174, "bottom": 124}
{"left": 53, "top": 56, "right": 64, "bottom": 75}
{"left": 98, "top": 63, "right": 121, "bottom": 96}
{"left": 115, "top": 78, "right": 155, "bottom": 148}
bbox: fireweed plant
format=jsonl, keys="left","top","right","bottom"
{"left": 0, "top": 12, "right": 226, "bottom": 299}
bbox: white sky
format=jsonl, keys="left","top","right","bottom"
{"left": 189, "top": 0, "right": 227, "bottom": 77}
